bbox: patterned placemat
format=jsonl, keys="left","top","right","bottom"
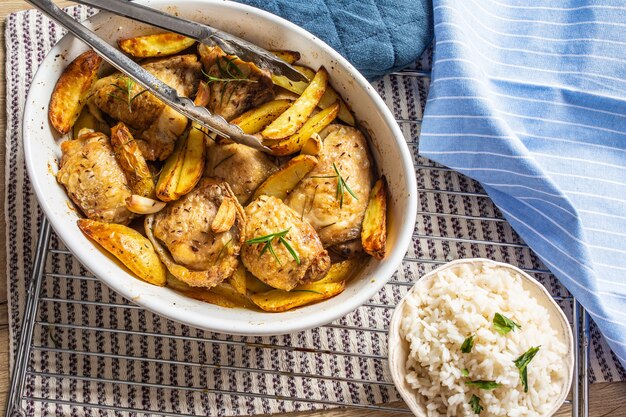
{"left": 5, "top": 5, "right": 625, "bottom": 416}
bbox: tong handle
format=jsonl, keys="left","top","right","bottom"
{"left": 25, "top": 0, "right": 269, "bottom": 151}
{"left": 72, "top": 0, "right": 309, "bottom": 81}
{"left": 72, "top": 0, "right": 212, "bottom": 40}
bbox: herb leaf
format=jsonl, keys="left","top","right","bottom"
{"left": 245, "top": 229, "right": 300, "bottom": 265}
{"left": 469, "top": 394, "right": 483, "bottom": 415}
{"left": 514, "top": 346, "right": 541, "bottom": 393}
{"left": 493, "top": 313, "right": 521, "bottom": 335}
{"left": 462, "top": 368, "right": 470, "bottom": 377}
{"left": 290, "top": 289, "right": 323, "bottom": 295}
{"left": 466, "top": 380, "right": 501, "bottom": 390}
{"left": 108, "top": 77, "right": 146, "bottom": 112}
{"left": 461, "top": 335, "right": 475, "bottom": 353}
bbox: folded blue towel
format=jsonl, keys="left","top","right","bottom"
{"left": 239, "top": 0, "right": 433, "bottom": 79}
{"left": 421, "top": 0, "right": 626, "bottom": 368}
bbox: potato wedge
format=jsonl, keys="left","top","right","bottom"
{"left": 155, "top": 132, "right": 185, "bottom": 201}
{"left": 267, "top": 102, "right": 339, "bottom": 156}
{"left": 156, "top": 84, "right": 208, "bottom": 201}
{"left": 228, "top": 264, "right": 248, "bottom": 296}
{"left": 77, "top": 219, "right": 166, "bottom": 286}
{"left": 273, "top": 65, "right": 355, "bottom": 126}
{"left": 253, "top": 155, "right": 318, "bottom": 200}
{"left": 271, "top": 50, "right": 301, "bottom": 64}
{"left": 250, "top": 281, "right": 345, "bottom": 312}
{"left": 318, "top": 258, "right": 363, "bottom": 284}
{"left": 111, "top": 122, "right": 155, "bottom": 198}
{"left": 118, "top": 32, "right": 196, "bottom": 58}
{"left": 209, "top": 283, "right": 256, "bottom": 309}
{"left": 211, "top": 197, "right": 237, "bottom": 234}
{"left": 246, "top": 273, "right": 273, "bottom": 294}
{"left": 230, "top": 99, "right": 293, "bottom": 134}
{"left": 361, "top": 176, "right": 388, "bottom": 260}
{"left": 49, "top": 50, "right": 102, "bottom": 134}
{"left": 301, "top": 133, "right": 322, "bottom": 156}
{"left": 263, "top": 67, "right": 328, "bottom": 139}
{"left": 72, "top": 108, "right": 98, "bottom": 139}
{"left": 167, "top": 275, "right": 253, "bottom": 308}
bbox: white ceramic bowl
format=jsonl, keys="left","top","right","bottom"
{"left": 388, "top": 259, "right": 574, "bottom": 417}
{"left": 23, "top": 0, "right": 417, "bottom": 335}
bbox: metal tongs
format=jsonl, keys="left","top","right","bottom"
{"left": 27, "top": 0, "right": 309, "bottom": 151}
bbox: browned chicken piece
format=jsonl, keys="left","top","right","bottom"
{"left": 147, "top": 178, "right": 245, "bottom": 288}
{"left": 198, "top": 44, "right": 274, "bottom": 120}
{"left": 242, "top": 195, "right": 330, "bottom": 291}
{"left": 57, "top": 130, "right": 133, "bottom": 224}
{"left": 286, "top": 125, "right": 373, "bottom": 249}
{"left": 205, "top": 142, "right": 278, "bottom": 204}
{"left": 92, "top": 54, "right": 202, "bottom": 160}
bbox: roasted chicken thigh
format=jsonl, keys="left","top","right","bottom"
{"left": 57, "top": 130, "right": 133, "bottom": 224}
{"left": 286, "top": 125, "right": 373, "bottom": 250}
{"left": 146, "top": 178, "right": 245, "bottom": 288}
{"left": 242, "top": 195, "right": 330, "bottom": 291}
{"left": 92, "top": 54, "right": 202, "bottom": 160}
{"left": 198, "top": 44, "right": 274, "bottom": 120}
{"left": 205, "top": 142, "right": 278, "bottom": 204}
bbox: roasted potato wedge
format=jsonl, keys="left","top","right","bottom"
{"left": 118, "top": 32, "right": 196, "bottom": 58}
{"left": 267, "top": 102, "right": 339, "bottom": 156}
{"left": 361, "top": 177, "right": 388, "bottom": 260}
{"left": 228, "top": 264, "right": 248, "bottom": 296}
{"left": 263, "top": 67, "right": 328, "bottom": 139}
{"left": 253, "top": 155, "right": 318, "bottom": 200}
{"left": 273, "top": 65, "right": 355, "bottom": 126}
{"left": 271, "top": 50, "right": 301, "bottom": 65}
{"left": 250, "top": 281, "right": 345, "bottom": 312}
{"left": 72, "top": 108, "right": 98, "bottom": 139}
{"left": 301, "top": 133, "right": 323, "bottom": 156}
{"left": 156, "top": 83, "right": 209, "bottom": 201}
{"left": 167, "top": 274, "right": 254, "bottom": 308}
{"left": 126, "top": 195, "right": 166, "bottom": 215}
{"left": 246, "top": 273, "right": 273, "bottom": 293}
{"left": 111, "top": 122, "right": 155, "bottom": 198}
{"left": 49, "top": 50, "right": 102, "bottom": 134}
{"left": 230, "top": 99, "right": 292, "bottom": 134}
{"left": 77, "top": 219, "right": 166, "bottom": 286}
{"left": 318, "top": 258, "right": 363, "bottom": 284}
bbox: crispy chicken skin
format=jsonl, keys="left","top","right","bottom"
{"left": 205, "top": 142, "right": 278, "bottom": 204}
{"left": 92, "top": 54, "right": 202, "bottom": 160}
{"left": 242, "top": 196, "right": 330, "bottom": 291}
{"left": 57, "top": 130, "right": 133, "bottom": 224}
{"left": 286, "top": 125, "right": 373, "bottom": 248}
{"left": 149, "top": 178, "right": 245, "bottom": 287}
{"left": 198, "top": 44, "right": 274, "bottom": 120}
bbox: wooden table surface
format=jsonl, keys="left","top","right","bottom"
{"left": 0, "top": 1, "right": 625, "bottom": 416}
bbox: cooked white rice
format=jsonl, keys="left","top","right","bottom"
{"left": 400, "top": 263, "right": 568, "bottom": 417}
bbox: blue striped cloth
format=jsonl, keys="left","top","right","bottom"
{"left": 420, "top": 1, "right": 626, "bottom": 368}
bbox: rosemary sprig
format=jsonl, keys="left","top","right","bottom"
{"left": 212, "top": 238, "right": 233, "bottom": 265}
{"left": 202, "top": 56, "right": 257, "bottom": 105}
{"left": 108, "top": 77, "right": 148, "bottom": 112}
{"left": 246, "top": 228, "right": 300, "bottom": 265}
{"left": 214, "top": 153, "right": 235, "bottom": 169}
{"left": 310, "top": 163, "right": 358, "bottom": 208}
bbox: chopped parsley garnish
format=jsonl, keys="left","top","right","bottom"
{"left": 469, "top": 394, "right": 483, "bottom": 415}
{"left": 461, "top": 335, "right": 475, "bottom": 353}
{"left": 465, "top": 380, "right": 501, "bottom": 390}
{"left": 493, "top": 313, "right": 521, "bottom": 335}
{"left": 461, "top": 368, "right": 470, "bottom": 377}
{"left": 245, "top": 228, "right": 300, "bottom": 265}
{"left": 514, "top": 346, "right": 541, "bottom": 393}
